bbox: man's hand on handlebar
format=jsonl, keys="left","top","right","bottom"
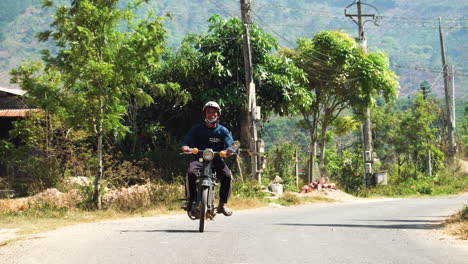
{"left": 226, "top": 148, "right": 234, "bottom": 157}
{"left": 181, "top": 146, "right": 190, "bottom": 152}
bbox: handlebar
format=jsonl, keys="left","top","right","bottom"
{"left": 180, "top": 148, "right": 236, "bottom": 158}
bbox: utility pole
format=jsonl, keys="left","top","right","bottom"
{"left": 345, "top": 0, "right": 376, "bottom": 188}
{"left": 438, "top": 17, "right": 457, "bottom": 161}
{"left": 420, "top": 83, "right": 432, "bottom": 176}
{"left": 240, "top": 0, "right": 262, "bottom": 183}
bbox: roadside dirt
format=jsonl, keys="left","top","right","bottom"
{"left": 295, "top": 188, "right": 361, "bottom": 202}
{"left": 0, "top": 229, "right": 20, "bottom": 245}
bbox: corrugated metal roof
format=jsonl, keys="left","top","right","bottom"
{"left": 0, "top": 109, "right": 36, "bottom": 117}
{"left": 0, "top": 87, "right": 26, "bottom": 96}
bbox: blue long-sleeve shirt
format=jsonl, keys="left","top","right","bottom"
{"left": 183, "top": 123, "right": 234, "bottom": 153}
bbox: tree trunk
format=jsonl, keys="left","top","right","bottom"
{"left": 319, "top": 126, "right": 327, "bottom": 176}
{"left": 413, "top": 151, "right": 418, "bottom": 180}
{"left": 129, "top": 97, "right": 138, "bottom": 155}
{"left": 308, "top": 129, "right": 319, "bottom": 184}
{"left": 93, "top": 95, "right": 104, "bottom": 210}
{"left": 239, "top": 107, "right": 252, "bottom": 176}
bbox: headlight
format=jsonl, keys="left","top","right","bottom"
{"left": 202, "top": 149, "right": 215, "bottom": 161}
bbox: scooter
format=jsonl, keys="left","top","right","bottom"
{"left": 180, "top": 141, "right": 239, "bottom": 232}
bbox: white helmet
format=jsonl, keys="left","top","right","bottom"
{"left": 202, "top": 101, "right": 221, "bottom": 115}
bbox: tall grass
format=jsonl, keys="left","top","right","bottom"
{"left": 360, "top": 167, "right": 468, "bottom": 197}
{"left": 443, "top": 205, "right": 468, "bottom": 240}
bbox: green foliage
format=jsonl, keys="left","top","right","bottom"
{"left": 324, "top": 144, "right": 342, "bottom": 176}
{"left": 153, "top": 14, "right": 310, "bottom": 140}
{"left": 2, "top": 1, "right": 467, "bottom": 100}
{"left": 0, "top": 112, "right": 93, "bottom": 195}
{"left": 263, "top": 142, "right": 299, "bottom": 191}
{"left": 331, "top": 116, "right": 359, "bottom": 136}
{"left": 373, "top": 93, "right": 446, "bottom": 179}
{"left": 261, "top": 115, "right": 310, "bottom": 151}
{"left": 330, "top": 150, "right": 364, "bottom": 195}
{"left": 276, "top": 192, "right": 300, "bottom": 206}
{"left": 76, "top": 184, "right": 96, "bottom": 210}
{"left": 287, "top": 30, "right": 399, "bottom": 174}
{"left": 231, "top": 180, "right": 267, "bottom": 199}
{"left": 460, "top": 206, "right": 468, "bottom": 221}
{"left": 9, "top": 0, "right": 171, "bottom": 207}
{"left": 361, "top": 167, "right": 467, "bottom": 197}
{"left": 148, "top": 183, "right": 185, "bottom": 210}
{"left": 0, "top": 205, "right": 69, "bottom": 219}
{"left": 461, "top": 102, "right": 468, "bottom": 156}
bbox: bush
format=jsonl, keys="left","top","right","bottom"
{"left": 232, "top": 179, "right": 266, "bottom": 199}
{"left": 263, "top": 142, "right": 299, "bottom": 191}
{"left": 277, "top": 192, "right": 300, "bottom": 206}
{"left": 148, "top": 183, "right": 185, "bottom": 210}
{"left": 361, "top": 166, "right": 467, "bottom": 197}
{"left": 331, "top": 150, "right": 364, "bottom": 195}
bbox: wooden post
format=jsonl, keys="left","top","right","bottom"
{"left": 439, "top": 17, "right": 457, "bottom": 160}
{"left": 295, "top": 150, "right": 299, "bottom": 187}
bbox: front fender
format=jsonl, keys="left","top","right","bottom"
{"left": 201, "top": 177, "right": 212, "bottom": 187}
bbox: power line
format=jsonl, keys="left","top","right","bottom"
{"left": 254, "top": 2, "right": 467, "bottom": 22}
{"left": 392, "top": 64, "right": 468, "bottom": 77}
{"left": 254, "top": 3, "right": 350, "bottom": 21}
{"left": 249, "top": 9, "right": 348, "bottom": 72}
{"left": 378, "top": 15, "right": 468, "bottom": 21}
{"left": 206, "top": 0, "right": 238, "bottom": 18}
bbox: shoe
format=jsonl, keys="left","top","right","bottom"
{"left": 217, "top": 205, "right": 233, "bottom": 216}
{"left": 181, "top": 201, "right": 193, "bottom": 211}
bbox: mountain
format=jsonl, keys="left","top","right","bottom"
{"left": 0, "top": 0, "right": 467, "bottom": 101}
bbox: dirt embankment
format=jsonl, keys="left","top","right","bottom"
{"left": 295, "top": 188, "right": 361, "bottom": 201}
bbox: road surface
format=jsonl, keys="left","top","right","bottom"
{"left": 0, "top": 194, "right": 467, "bottom": 264}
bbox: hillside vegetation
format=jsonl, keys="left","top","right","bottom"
{"left": 0, "top": 0, "right": 466, "bottom": 98}
{"left": 0, "top": 1, "right": 465, "bottom": 230}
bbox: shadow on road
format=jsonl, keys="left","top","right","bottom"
{"left": 120, "top": 229, "right": 203, "bottom": 233}
{"left": 276, "top": 222, "right": 442, "bottom": 230}
{"left": 352, "top": 219, "right": 441, "bottom": 223}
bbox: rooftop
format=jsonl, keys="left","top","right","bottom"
{"left": 0, "top": 87, "right": 26, "bottom": 96}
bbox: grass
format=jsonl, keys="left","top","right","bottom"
{"left": 442, "top": 205, "right": 468, "bottom": 240}
{"left": 275, "top": 192, "right": 336, "bottom": 206}
{"left": 358, "top": 168, "right": 468, "bottom": 198}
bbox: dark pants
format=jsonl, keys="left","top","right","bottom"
{"left": 186, "top": 159, "right": 232, "bottom": 204}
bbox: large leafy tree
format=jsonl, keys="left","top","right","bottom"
{"left": 152, "top": 14, "right": 310, "bottom": 142}
{"left": 373, "top": 93, "right": 444, "bottom": 179}
{"left": 11, "top": 0, "right": 168, "bottom": 209}
{"left": 288, "top": 30, "right": 399, "bottom": 179}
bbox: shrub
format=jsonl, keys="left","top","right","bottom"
{"left": 263, "top": 142, "right": 299, "bottom": 191}
{"left": 232, "top": 179, "right": 266, "bottom": 199}
{"left": 331, "top": 150, "right": 364, "bottom": 195}
{"left": 277, "top": 192, "right": 300, "bottom": 206}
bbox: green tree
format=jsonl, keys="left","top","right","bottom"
{"left": 463, "top": 102, "right": 468, "bottom": 155}
{"left": 288, "top": 30, "right": 399, "bottom": 180}
{"left": 264, "top": 142, "right": 299, "bottom": 191}
{"left": 153, "top": 14, "right": 310, "bottom": 142}
{"left": 373, "top": 93, "right": 444, "bottom": 179}
{"left": 11, "top": 0, "right": 168, "bottom": 209}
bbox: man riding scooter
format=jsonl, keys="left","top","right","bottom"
{"left": 181, "top": 101, "right": 236, "bottom": 216}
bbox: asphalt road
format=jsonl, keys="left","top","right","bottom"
{"left": 0, "top": 194, "right": 467, "bottom": 264}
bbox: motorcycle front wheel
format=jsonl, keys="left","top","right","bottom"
{"left": 199, "top": 186, "right": 208, "bottom": 232}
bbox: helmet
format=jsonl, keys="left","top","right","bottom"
{"left": 202, "top": 101, "right": 221, "bottom": 115}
